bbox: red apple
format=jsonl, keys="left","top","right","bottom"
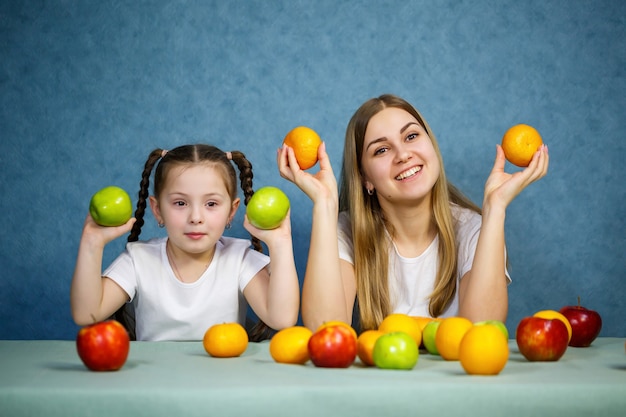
{"left": 308, "top": 324, "right": 357, "bottom": 368}
{"left": 559, "top": 299, "right": 602, "bottom": 347}
{"left": 76, "top": 320, "right": 130, "bottom": 371}
{"left": 516, "top": 316, "right": 569, "bottom": 361}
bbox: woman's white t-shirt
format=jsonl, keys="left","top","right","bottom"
{"left": 104, "top": 236, "right": 269, "bottom": 341}
{"left": 337, "top": 204, "right": 507, "bottom": 318}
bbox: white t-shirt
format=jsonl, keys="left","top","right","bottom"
{"left": 337, "top": 204, "right": 508, "bottom": 318}
{"left": 104, "top": 236, "right": 269, "bottom": 341}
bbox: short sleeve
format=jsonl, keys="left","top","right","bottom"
{"left": 337, "top": 211, "right": 354, "bottom": 264}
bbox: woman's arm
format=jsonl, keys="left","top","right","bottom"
{"left": 70, "top": 215, "right": 134, "bottom": 325}
{"left": 277, "top": 143, "right": 354, "bottom": 329}
{"left": 458, "top": 144, "right": 549, "bottom": 322}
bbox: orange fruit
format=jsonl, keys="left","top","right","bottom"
{"left": 533, "top": 310, "right": 573, "bottom": 343}
{"left": 316, "top": 320, "right": 358, "bottom": 341}
{"left": 357, "top": 329, "right": 385, "bottom": 366}
{"left": 412, "top": 316, "right": 434, "bottom": 348}
{"left": 269, "top": 326, "right": 313, "bottom": 364}
{"left": 283, "top": 126, "right": 322, "bottom": 170}
{"left": 435, "top": 317, "right": 473, "bottom": 361}
{"left": 459, "top": 324, "right": 509, "bottom": 375}
{"left": 378, "top": 313, "right": 422, "bottom": 347}
{"left": 501, "top": 124, "right": 543, "bottom": 167}
{"left": 203, "top": 322, "right": 249, "bottom": 358}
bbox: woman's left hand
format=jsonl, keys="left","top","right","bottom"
{"left": 483, "top": 144, "right": 549, "bottom": 210}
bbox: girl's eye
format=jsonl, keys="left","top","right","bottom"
{"left": 373, "top": 146, "right": 388, "bottom": 156}
{"left": 206, "top": 201, "right": 217, "bottom": 207}
{"left": 406, "top": 132, "right": 418, "bottom": 141}
{"left": 173, "top": 201, "right": 186, "bottom": 207}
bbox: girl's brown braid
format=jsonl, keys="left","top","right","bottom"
{"left": 128, "top": 149, "right": 164, "bottom": 243}
{"left": 229, "top": 150, "right": 262, "bottom": 252}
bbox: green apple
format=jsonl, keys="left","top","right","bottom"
{"left": 422, "top": 320, "right": 441, "bottom": 355}
{"left": 372, "top": 331, "right": 418, "bottom": 370}
{"left": 475, "top": 320, "right": 509, "bottom": 340}
{"left": 89, "top": 186, "right": 133, "bottom": 227}
{"left": 246, "top": 186, "right": 290, "bottom": 230}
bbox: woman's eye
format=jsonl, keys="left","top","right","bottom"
{"left": 406, "top": 132, "right": 418, "bottom": 141}
{"left": 373, "top": 147, "right": 388, "bottom": 156}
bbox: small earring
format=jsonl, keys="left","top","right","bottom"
{"left": 158, "top": 222, "right": 165, "bottom": 228}
{"left": 225, "top": 222, "right": 232, "bottom": 230}
{"left": 367, "top": 188, "right": 374, "bottom": 196}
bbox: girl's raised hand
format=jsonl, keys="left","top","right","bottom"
{"left": 483, "top": 144, "right": 549, "bottom": 211}
{"left": 277, "top": 141, "right": 338, "bottom": 205}
{"left": 81, "top": 214, "right": 136, "bottom": 248}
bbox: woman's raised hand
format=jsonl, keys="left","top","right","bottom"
{"left": 277, "top": 142, "right": 339, "bottom": 206}
{"left": 483, "top": 144, "right": 550, "bottom": 211}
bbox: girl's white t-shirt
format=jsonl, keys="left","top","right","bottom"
{"left": 104, "top": 236, "right": 269, "bottom": 341}
{"left": 337, "top": 204, "right": 508, "bottom": 318}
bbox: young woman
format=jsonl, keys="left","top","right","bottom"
{"left": 278, "top": 94, "right": 549, "bottom": 332}
{"left": 71, "top": 144, "right": 299, "bottom": 341}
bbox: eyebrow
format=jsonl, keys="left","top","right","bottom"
{"left": 365, "top": 122, "right": 420, "bottom": 151}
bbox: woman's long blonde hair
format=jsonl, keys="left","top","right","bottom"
{"left": 338, "top": 94, "right": 481, "bottom": 331}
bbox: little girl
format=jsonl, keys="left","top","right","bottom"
{"left": 71, "top": 144, "right": 299, "bottom": 341}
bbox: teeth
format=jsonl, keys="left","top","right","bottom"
{"left": 396, "top": 166, "right": 422, "bottom": 180}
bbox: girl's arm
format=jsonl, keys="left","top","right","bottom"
{"left": 458, "top": 144, "right": 549, "bottom": 322}
{"left": 70, "top": 215, "right": 134, "bottom": 325}
{"left": 243, "top": 211, "right": 300, "bottom": 330}
{"left": 277, "top": 142, "right": 355, "bottom": 330}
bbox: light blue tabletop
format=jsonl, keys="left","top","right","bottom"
{"left": 0, "top": 338, "right": 624, "bottom": 417}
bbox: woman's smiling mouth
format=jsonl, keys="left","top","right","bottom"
{"left": 395, "top": 166, "right": 422, "bottom": 180}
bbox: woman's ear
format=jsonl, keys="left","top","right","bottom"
{"left": 149, "top": 196, "right": 162, "bottom": 224}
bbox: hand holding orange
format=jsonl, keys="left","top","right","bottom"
{"left": 282, "top": 126, "right": 322, "bottom": 170}
{"left": 501, "top": 124, "right": 543, "bottom": 167}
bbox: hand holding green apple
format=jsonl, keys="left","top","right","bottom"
{"left": 246, "top": 186, "right": 290, "bottom": 230}
{"left": 89, "top": 186, "right": 133, "bottom": 227}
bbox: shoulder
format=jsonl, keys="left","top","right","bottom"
{"left": 218, "top": 236, "right": 255, "bottom": 251}
{"left": 451, "top": 204, "right": 481, "bottom": 239}
{"left": 125, "top": 237, "right": 167, "bottom": 255}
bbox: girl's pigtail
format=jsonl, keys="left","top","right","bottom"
{"left": 128, "top": 149, "right": 164, "bottom": 242}
{"left": 114, "top": 148, "right": 164, "bottom": 340}
{"left": 229, "top": 150, "right": 263, "bottom": 253}
{"left": 229, "top": 150, "right": 274, "bottom": 342}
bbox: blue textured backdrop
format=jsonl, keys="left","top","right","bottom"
{"left": 1, "top": 0, "right": 624, "bottom": 339}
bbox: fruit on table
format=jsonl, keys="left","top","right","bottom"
{"left": 435, "top": 316, "right": 473, "bottom": 361}
{"left": 76, "top": 319, "right": 130, "bottom": 371}
{"left": 282, "top": 126, "right": 322, "bottom": 170}
{"left": 316, "top": 320, "right": 358, "bottom": 340}
{"left": 378, "top": 313, "right": 422, "bottom": 347}
{"left": 372, "top": 331, "right": 419, "bottom": 370}
{"left": 89, "top": 186, "right": 133, "bottom": 227}
{"left": 474, "top": 320, "right": 509, "bottom": 340}
{"left": 357, "top": 329, "right": 384, "bottom": 366}
{"left": 412, "top": 316, "right": 433, "bottom": 348}
{"left": 559, "top": 298, "right": 602, "bottom": 347}
{"left": 422, "top": 319, "right": 442, "bottom": 355}
{"left": 203, "top": 323, "right": 249, "bottom": 358}
{"left": 308, "top": 324, "right": 357, "bottom": 368}
{"left": 269, "top": 326, "right": 313, "bottom": 364}
{"left": 459, "top": 323, "right": 509, "bottom": 375}
{"left": 516, "top": 316, "right": 569, "bottom": 361}
{"left": 246, "top": 186, "right": 290, "bottom": 230}
{"left": 533, "top": 310, "right": 572, "bottom": 343}
{"left": 501, "top": 124, "right": 544, "bottom": 167}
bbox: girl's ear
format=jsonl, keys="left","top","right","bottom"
{"left": 149, "top": 196, "right": 162, "bottom": 224}
{"left": 229, "top": 197, "right": 241, "bottom": 223}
